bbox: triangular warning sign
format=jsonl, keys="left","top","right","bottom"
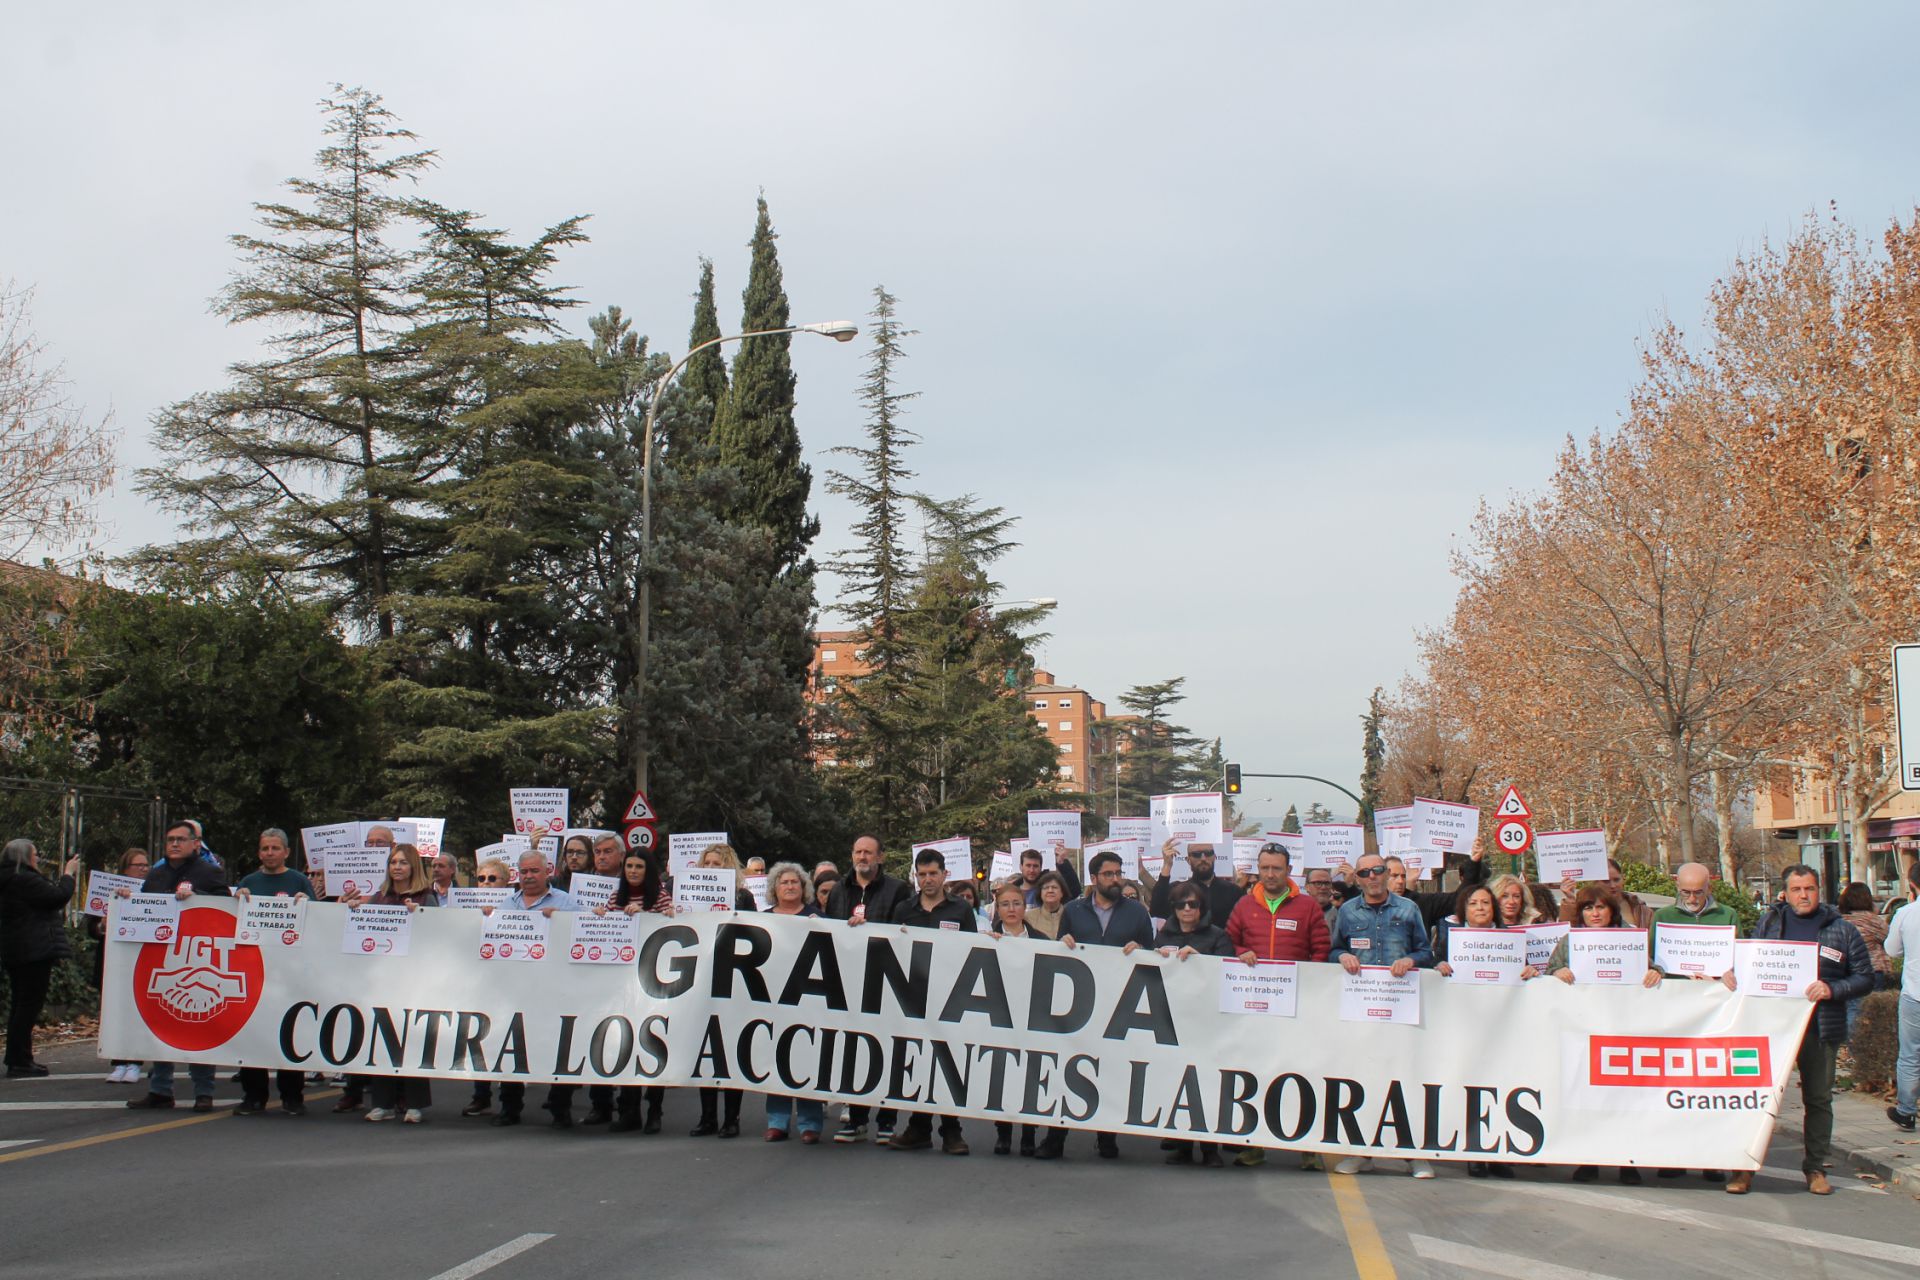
{"left": 622, "top": 791, "right": 656, "bottom": 823}
{"left": 1494, "top": 784, "right": 1530, "bottom": 820}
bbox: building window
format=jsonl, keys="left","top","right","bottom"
{"left": 1058, "top": 764, "right": 1075, "bottom": 779}
{"left": 1059, "top": 743, "right": 1073, "bottom": 753}
{"left": 1058, "top": 720, "right": 1072, "bottom": 731}
{"left": 1057, "top": 698, "right": 1071, "bottom": 708}
{"left": 1034, "top": 699, "right": 1049, "bottom": 709}
{"left": 820, "top": 650, "right": 837, "bottom": 663}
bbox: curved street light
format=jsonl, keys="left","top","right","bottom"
{"left": 634, "top": 321, "right": 859, "bottom": 792}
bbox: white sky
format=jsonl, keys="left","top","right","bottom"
{"left": 7, "top": 2, "right": 1919, "bottom": 826}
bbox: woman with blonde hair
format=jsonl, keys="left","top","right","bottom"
{"left": 1488, "top": 873, "right": 1543, "bottom": 928}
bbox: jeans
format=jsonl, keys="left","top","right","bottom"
{"left": 766, "top": 1095, "right": 824, "bottom": 1134}
{"left": 149, "top": 1061, "right": 217, "bottom": 1100}
{"left": 3, "top": 960, "right": 53, "bottom": 1068}
{"left": 1897, "top": 994, "right": 1919, "bottom": 1119}
{"left": 1795, "top": 1033, "right": 1838, "bottom": 1175}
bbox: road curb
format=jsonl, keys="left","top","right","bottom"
{"left": 1774, "top": 1116, "right": 1914, "bottom": 1192}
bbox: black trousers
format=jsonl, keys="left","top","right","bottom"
{"left": 370, "top": 1076, "right": 433, "bottom": 1110}
{"left": 3, "top": 960, "right": 53, "bottom": 1068}
{"left": 848, "top": 1104, "right": 898, "bottom": 1130}
{"left": 699, "top": 1086, "right": 742, "bottom": 1123}
{"left": 239, "top": 1066, "right": 305, "bottom": 1105}
{"left": 499, "top": 1082, "right": 574, "bottom": 1116}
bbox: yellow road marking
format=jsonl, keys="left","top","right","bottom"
{"left": 0, "top": 1089, "right": 339, "bottom": 1164}
{"left": 1327, "top": 1167, "right": 1397, "bottom": 1279}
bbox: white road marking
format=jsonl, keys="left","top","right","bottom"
{"left": 424, "top": 1233, "right": 555, "bottom": 1280}
{"left": 0, "top": 1139, "right": 40, "bottom": 1150}
{"left": 0, "top": 1101, "right": 236, "bottom": 1112}
{"left": 1410, "top": 1234, "right": 1628, "bottom": 1279}
{"left": 0, "top": 1073, "right": 127, "bottom": 1082}
{"left": 1501, "top": 1181, "right": 1920, "bottom": 1266}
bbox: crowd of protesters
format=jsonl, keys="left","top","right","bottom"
{"left": 5, "top": 816, "right": 1917, "bottom": 1194}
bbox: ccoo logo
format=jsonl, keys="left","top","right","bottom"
{"left": 132, "top": 906, "right": 264, "bottom": 1052}
{"left": 1588, "top": 1035, "right": 1771, "bottom": 1088}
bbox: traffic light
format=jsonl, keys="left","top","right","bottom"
{"left": 1225, "top": 763, "right": 1242, "bottom": 794}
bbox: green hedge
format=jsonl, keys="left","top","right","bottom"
{"left": 1619, "top": 862, "right": 1760, "bottom": 933}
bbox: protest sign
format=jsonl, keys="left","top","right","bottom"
{"left": 1567, "top": 928, "right": 1648, "bottom": 986}
{"left": 988, "top": 851, "right": 1016, "bottom": 884}
{"left": 1082, "top": 838, "right": 1139, "bottom": 881}
{"left": 912, "top": 836, "right": 973, "bottom": 885}
{"left": 1524, "top": 922, "right": 1570, "bottom": 970}
{"left": 479, "top": 910, "right": 551, "bottom": 962}
{"left": 356, "top": 820, "right": 417, "bottom": 846}
{"left": 1533, "top": 829, "right": 1609, "bottom": 884}
{"left": 568, "top": 912, "right": 640, "bottom": 965}
{"left": 1301, "top": 824, "right": 1362, "bottom": 870}
{"left": 743, "top": 875, "right": 770, "bottom": 911}
{"left": 1151, "top": 793, "right": 1226, "bottom": 882}
{"left": 299, "top": 823, "right": 358, "bottom": 871}
{"left": 447, "top": 887, "right": 511, "bottom": 910}
{"left": 1411, "top": 797, "right": 1479, "bottom": 855}
{"left": 237, "top": 896, "right": 306, "bottom": 947}
{"left": 1734, "top": 939, "right": 1818, "bottom": 998}
{"left": 1218, "top": 960, "right": 1298, "bottom": 1018}
{"left": 84, "top": 871, "right": 143, "bottom": 918}
{"left": 103, "top": 905, "right": 1816, "bottom": 1170}
{"left": 1445, "top": 928, "right": 1527, "bottom": 985}
{"left": 1339, "top": 966, "right": 1422, "bottom": 1025}
{"left": 325, "top": 847, "right": 390, "bottom": 899}
{"left": 668, "top": 831, "right": 729, "bottom": 878}
{"left": 1372, "top": 804, "right": 1414, "bottom": 852}
{"left": 1025, "top": 811, "right": 1082, "bottom": 853}
{"left": 110, "top": 893, "right": 180, "bottom": 943}
{"left": 1106, "top": 817, "right": 1151, "bottom": 862}
{"left": 399, "top": 818, "right": 447, "bottom": 859}
{"left": 568, "top": 873, "right": 620, "bottom": 910}
{"left": 1654, "top": 922, "right": 1737, "bottom": 978}
{"left": 674, "top": 867, "right": 736, "bottom": 914}
{"left": 1265, "top": 831, "right": 1304, "bottom": 871}
{"left": 340, "top": 904, "right": 412, "bottom": 957}
{"left": 1231, "top": 838, "right": 1262, "bottom": 876}
{"left": 508, "top": 788, "right": 569, "bottom": 837}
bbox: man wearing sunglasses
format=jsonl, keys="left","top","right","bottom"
{"left": 1148, "top": 839, "right": 1243, "bottom": 927}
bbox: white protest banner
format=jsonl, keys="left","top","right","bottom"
{"left": 1302, "top": 824, "right": 1363, "bottom": 870}
{"left": 1106, "top": 817, "right": 1151, "bottom": 862}
{"left": 110, "top": 893, "right": 180, "bottom": 943}
{"left": 1533, "top": 829, "right": 1609, "bottom": 884}
{"left": 1265, "top": 831, "right": 1304, "bottom": 871}
{"left": 1218, "top": 960, "right": 1298, "bottom": 1018}
{"left": 1411, "top": 796, "right": 1479, "bottom": 856}
{"left": 913, "top": 836, "right": 973, "bottom": 885}
{"left": 341, "top": 904, "right": 412, "bottom": 957}
{"left": 988, "top": 851, "right": 1016, "bottom": 885}
{"left": 325, "top": 847, "right": 390, "bottom": 899}
{"left": 1231, "top": 838, "right": 1262, "bottom": 876}
{"left": 1444, "top": 928, "right": 1527, "bottom": 985}
{"left": 1654, "top": 922, "right": 1736, "bottom": 978}
{"left": 1151, "top": 793, "right": 1226, "bottom": 882}
{"left": 1567, "top": 928, "right": 1649, "bottom": 986}
{"left": 447, "top": 887, "right": 511, "bottom": 910}
{"left": 744, "top": 875, "right": 770, "bottom": 911}
{"left": 568, "top": 912, "right": 640, "bottom": 965}
{"left": 299, "top": 823, "right": 358, "bottom": 871}
{"left": 668, "top": 831, "right": 729, "bottom": 878}
{"left": 1734, "top": 939, "right": 1818, "bottom": 998}
{"left": 399, "top": 817, "right": 447, "bottom": 859}
{"left": 1524, "top": 922, "right": 1570, "bottom": 970}
{"left": 356, "top": 820, "right": 418, "bottom": 846}
{"left": 498, "top": 833, "right": 534, "bottom": 857}
{"left": 84, "top": 871, "right": 143, "bottom": 918}
{"left": 1372, "top": 804, "right": 1414, "bottom": 853}
{"left": 237, "top": 896, "right": 307, "bottom": 947}
{"left": 103, "top": 904, "right": 1815, "bottom": 1170}
{"left": 508, "top": 788, "right": 569, "bottom": 838}
{"left": 674, "top": 867, "right": 736, "bottom": 914}
{"left": 568, "top": 873, "right": 620, "bottom": 910}
{"left": 479, "top": 910, "right": 551, "bottom": 962}
{"left": 1025, "top": 810, "right": 1082, "bottom": 853}
{"left": 1082, "top": 838, "right": 1139, "bottom": 881}
{"left": 1339, "top": 966, "right": 1422, "bottom": 1025}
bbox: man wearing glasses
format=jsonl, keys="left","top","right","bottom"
{"left": 1644, "top": 861, "right": 1743, "bottom": 1186}
{"left": 1148, "top": 840, "right": 1243, "bottom": 928}
{"left": 125, "top": 819, "right": 229, "bottom": 1112}
{"left": 1304, "top": 868, "right": 1340, "bottom": 934}
{"left": 1045, "top": 850, "right": 1154, "bottom": 1161}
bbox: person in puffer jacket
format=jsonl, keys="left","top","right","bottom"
{"left": 1225, "top": 842, "right": 1330, "bottom": 963}
{"left": 1725, "top": 864, "right": 1874, "bottom": 1196}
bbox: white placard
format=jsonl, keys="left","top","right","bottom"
{"left": 1106, "top": 817, "right": 1151, "bottom": 860}
{"left": 508, "top": 788, "right": 569, "bottom": 837}
{"left": 447, "top": 887, "right": 511, "bottom": 910}
{"left": 110, "top": 893, "right": 181, "bottom": 943}
{"left": 1734, "top": 939, "right": 1819, "bottom": 998}
{"left": 668, "top": 831, "right": 730, "bottom": 878}
{"left": 1372, "top": 804, "right": 1414, "bottom": 852}
{"left": 912, "top": 837, "right": 973, "bottom": 885}
{"left": 1567, "top": 928, "right": 1648, "bottom": 985}
{"left": 1025, "top": 811, "right": 1082, "bottom": 852}
{"left": 1082, "top": 838, "right": 1139, "bottom": 881}
{"left": 1444, "top": 927, "right": 1527, "bottom": 985}
{"left": 356, "top": 820, "right": 417, "bottom": 846}
{"left": 1302, "top": 823, "right": 1363, "bottom": 870}
{"left": 479, "top": 910, "right": 551, "bottom": 962}
{"left": 237, "top": 896, "right": 307, "bottom": 947}
{"left": 1231, "top": 838, "right": 1262, "bottom": 875}
{"left": 568, "top": 872, "right": 620, "bottom": 910}
{"left": 988, "top": 850, "right": 1016, "bottom": 884}
{"left": 84, "top": 871, "right": 143, "bottom": 918}
{"left": 1895, "top": 643, "right": 1920, "bottom": 791}
{"left": 341, "top": 904, "right": 412, "bottom": 957}
{"left": 1411, "top": 797, "right": 1480, "bottom": 854}
{"left": 674, "top": 867, "right": 737, "bottom": 914}
{"left": 1338, "top": 966, "right": 1422, "bottom": 1025}
{"left": 399, "top": 817, "right": 447, "bottom": 859}
{"left": 299, "top": 823, "right": 358, "bottom": 870}
{"left": 1533, "top": 829, "right": 1609, "bottom": 883}
{"left": 326, "top": 847, "right": 390, "bottom": 899}
{"left": 1219, "top": 959, "right": 1299, "bottom": 1017}
{"left": 1653, "top": 922, "right": 1737, "bottom": 977}
{"left": 1265, "top": 831, "right": 1304, "bottom": 871}
{"left": 744, "top": 875, "right": 770, "bottom": 911}
{"left": 569, "top": 912, "right": 641, "bottom": 965}
{"left": 1150, "top": 792, "right": 1226, "bottom": 883}
{"left": 1524, "top": 922, "right": 1570, "bottom": 970}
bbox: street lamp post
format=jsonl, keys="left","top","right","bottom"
{"left": 633, "top": 320, "right": 858, "bottom": 794}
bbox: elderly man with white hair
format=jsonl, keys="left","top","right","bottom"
{"left": 489, "top": 849, "right": 578, "bottom": 1128}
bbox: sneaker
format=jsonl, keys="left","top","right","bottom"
{"left": 105, "top": 1066, "right": 126, "bottom": 1083}
{"left": 126, "top": 1067, "right": 143, "bottom": 1082}
{"left": 1890, "top": 1106, "right": 1918, "bottom": 1132}
{"left": 281, "top": 1102, "right": 307, "bottom": 1117}
{"left": 1409, "top": 1160, "right": 1436, "bottom": 1179}
{"left": 365, "top": 1108, "right": 394, "bottom": 1122}
{"left": 233, "top": 1099, "right": 266, "bottom": 1116}
{"left": 875, "top": 1125, "right": 895, "bottom": 1145}
{"left": 833, "top": 1123, "right": 867, "bottom": 1144}
{"left": 402, "top": 1109, "right": 424, "bottom": 1124}
{"left": 1333, "top": 1156, "right": 1373, "bottom": 1175}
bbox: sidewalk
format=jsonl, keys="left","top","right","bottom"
{"left": 1773, "top": 1083, "right": 1918, "bottom": 1193}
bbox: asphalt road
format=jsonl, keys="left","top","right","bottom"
{"left": 3, "top": 1039, "right": 1915, "bottom": 1280}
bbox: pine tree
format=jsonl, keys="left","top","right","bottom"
{"left": 709, "top": 197, "right": 816, "bottom": 569}
{"left": 666, "top": 257, "right": 727, "bottom": 454}
{"left": 1280, "top": 804, "right": 1301, "bottom": 834}
{"left": 1358, "top": 685, "right": 1386, "bottom": 829}
{"left": 1105, "top": 678, "right": 1204, "bottom": 813}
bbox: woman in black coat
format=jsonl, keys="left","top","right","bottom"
{"left": 1, "top": 838, "right": 79, "bottom": 1078}
{"left": 1129, "top": 882, "right": 1233, "bottom": 1167}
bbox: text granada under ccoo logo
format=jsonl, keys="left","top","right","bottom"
{"left": 132, "top": 906, "right": 264, "bottom": 1052}
{"left": 1587, "top": 1035, "right": 1770, "bottom": 1088}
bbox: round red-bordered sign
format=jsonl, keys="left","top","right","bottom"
{"left": 1494, "top": 817, "right": 1533, "bottom": 855}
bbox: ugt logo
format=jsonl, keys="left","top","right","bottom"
{"left": 132, "top": 906, "right": 264, "bottom": 1052}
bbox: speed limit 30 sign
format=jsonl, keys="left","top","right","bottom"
{"left": 1494, "top": 817, "right": 1533, "bottom": 856}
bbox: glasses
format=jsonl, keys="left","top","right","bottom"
{"left": 476, "top": 875, "right": 503, "bottom": 885}
{"left": 1173, "top": 901, "right": 1203, "bottom": 912}
{"left": 1355, "top": 866, "right": 1387, "bottom": 878}
{"left": 165, "top": 835, "right": 195, "bottom": 845}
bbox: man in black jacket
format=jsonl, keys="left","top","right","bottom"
{"left": 829, "top": 834, "right": 909, "bottom": 1144}
{"left": 1726, "top": 864, "right": 1874, "bottom": 1195}
{"left": 886, "top": 848, "right": 976, "bottom": 1155}
{"left": 127, "top": 820, "right": 230, "bottom": 1112}
{"left": 1147, "top": 841, "right": 1243, "bottom": 928}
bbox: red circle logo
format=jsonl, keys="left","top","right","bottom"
{"left": 618, "top": 946, "right": 635, "bottom": 962}
{"left": 501, "top": 943, "right": 514, "bottom": 958}
{"left": 570, "top": 944, "right": 585, "bottom": 960}
{"left": 131, "top": 905, "right": 264, "bottom": 1052}
{"left": 529, "top": 944, "right": 544, "bottom": 960}
{"left": 588, "top": 946, "right": 602, "bottom": 961}
{"left": 280, "top": 930, "right": 300, "bottom": 946}
{"left": 89, "top": 896, "right": 106, "bottom": 913}
{"left": 154, "top": 925, "right": 174, "bottom": 942}
{"left": 479, "top": 943, "right": 495, "bottom": 959}
{"left": 363, "top": 937, "right": 378, "bottom": 953}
